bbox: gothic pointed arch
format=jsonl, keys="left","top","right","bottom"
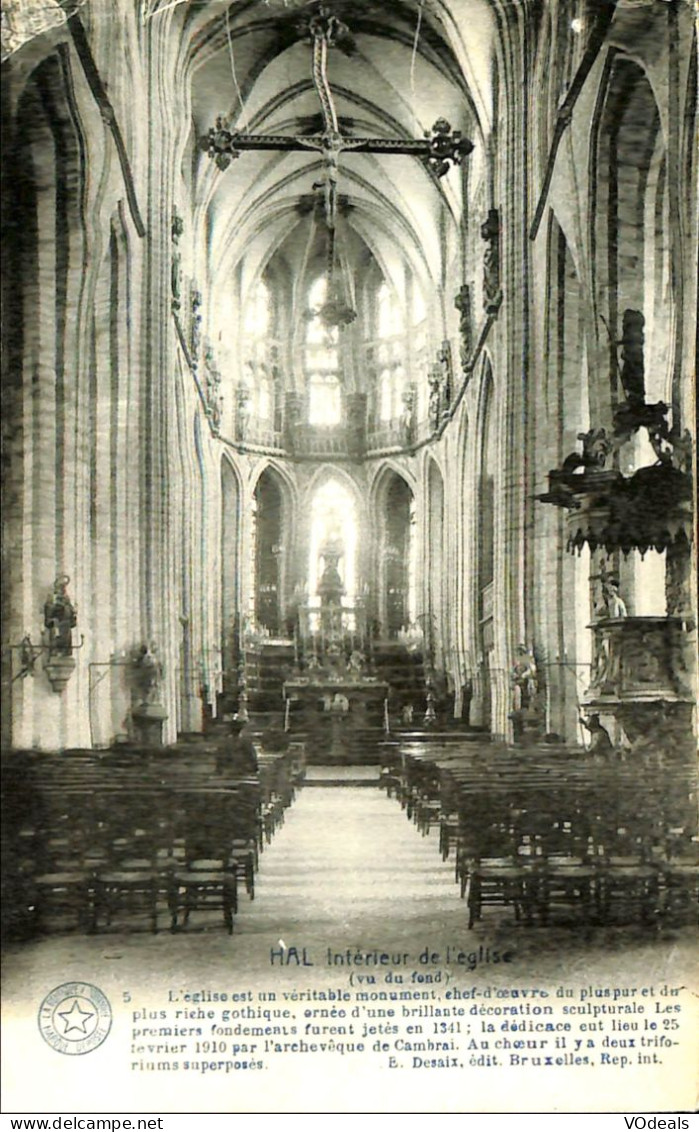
{"left": 372, "top": 466, "right": 416, "bottom": 638}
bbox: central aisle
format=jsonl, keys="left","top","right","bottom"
{"left": 237, "top": 783, "right": 459, "bottom": 942}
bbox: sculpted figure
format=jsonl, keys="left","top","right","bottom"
{"left": 580, "top": 712, "right": 613, "bottom": 757}
{"left": 509, "top": 644, "right": 537, "bottom": 741}
{"left": 428, "top": 374, "right": 441, "bottom": 431}
{"left": 134, "top": 642, "right": 164, "bottom": 704}
{"left": 44, "top": 576, "right": 77, "bottom": 655}
{"left": 481, "top": 208, "right": 500, "bottom": 312}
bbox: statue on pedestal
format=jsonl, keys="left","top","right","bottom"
{"left": 318, "top": 555, "right": 344, "bottom": 605}
{"left": 130, "top": 642, "right": 168, "bottom": 744}
{"left": 44, "top": 576, "right": 77, "bottom": 655}
{"left": 133, "top": 642, "right": 164, "bottom": 707}
{"left": 509, "top": 644, "right": 538, "bottom": 741}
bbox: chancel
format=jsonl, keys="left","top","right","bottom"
{"left": 1, "top": 0, "right": 697, "bottom": 1082}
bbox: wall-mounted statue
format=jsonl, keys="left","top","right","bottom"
{"left": 454, "top": 283, "right": 473, "bottom": 368}
{"left": 190, "top": 287, "right": 203, "bottom": 363}
{"left": 236, "top": 384, "right": 251, "bottom": 440}
{"left": 400, "top": 386, "right": 416, "bottom": 446}
{"left": 481, "top": 208, "right": 500, "bottom": 314}
{"left": 428, "top": 371, "right": 442, "bottom": 432}
{"left": 43, "top": 575, "right": 77, "bottom": 655}
{"left": 203, "top": 340, "right": 223, "bottom": 432}
{"left": 437, "top": 340, "right": 453, "bottom": 410}
{"left": 171, "top": 208, "right": 184, "bottom": 313}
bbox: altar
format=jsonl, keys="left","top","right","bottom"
{"left": 283, "top": 678, "right": 389, "bottom": 764}
{"left": 280, "top": 527, "right": 391, "bottom": 763}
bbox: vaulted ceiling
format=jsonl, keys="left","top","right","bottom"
{"left": 174, "top": 0, "right": 498, "bottom": 325}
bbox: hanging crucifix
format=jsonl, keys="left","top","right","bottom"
{"left": 200, "top": 5, "right": 473, "bottom": 323}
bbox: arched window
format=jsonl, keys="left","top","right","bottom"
{"left": 250, "top": 468, "right": 284, "bottom": 635}
{"left": 243, "top": 280, "right": 274, "bottom": 420}
{"left": 244, "top": 279, "right": 270, "bottom": 340}
{"left": 377, "top": 472, "right": 416, "bottom": 636}
{"left": 306, "top": 277, "right": 341, "bottom": 425}
{"left": 377, "top": 283, "right": 406, "bottom": 422}
{"left": 307, "top": 479, "right": 357, "bottom": 627}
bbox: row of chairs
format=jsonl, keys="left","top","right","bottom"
{"left": 456, "top": 813, "right": 699, "bottom": 929}
{"left": 382, "top": 742, "right": 699, "bottom": 928}
{"left": 4, "top": 774, "right": 294, "bottom": 937}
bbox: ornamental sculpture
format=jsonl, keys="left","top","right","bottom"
{"left": 537, "top": 312, "right": 693, "bottom": 558}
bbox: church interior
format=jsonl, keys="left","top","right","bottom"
{"left": 1, "top": 0, "right": 698, "bottom": 1111}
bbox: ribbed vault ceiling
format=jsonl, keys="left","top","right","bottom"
{"left": 174, "top": 0, "right": 496, "bottom": 318}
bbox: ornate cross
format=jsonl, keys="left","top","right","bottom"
{"left": 200, "top": 5, "right": 473, "bottom": 237}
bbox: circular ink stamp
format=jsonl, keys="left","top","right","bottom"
{"left": 38, "top": 982, "right": 112, "bottom": 1055}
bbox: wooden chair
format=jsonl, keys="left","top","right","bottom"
{"left": 223, "top": 783, "right": 261, "bottom": 899}
{"left": 594, "top": 824, "right": 661, "bottom": 925}
{"left": 168, "top": 797, "right": 239, "bottom": 933}
{"left": 656, "top": 831, "right": 699, "bottom": 926}
{"left": 462, "top": 816, "right": 530, "bottom": 929}
{"left": 29, "top": 820, "right": 94, "bottom": 934}
{"left": 18, "top": 788, "right": 97, "bottom": 934}
{"left": 92, "top": 834, "right": 162, "bottom": 934}
{"left": 168, "top": 843, "right": 238, "bottom": 934}
{"left": 91, "top": 797, "right": 169, "bottom": 933}
{"left": 531, "top": 816, "right": 598, "bottom": 926}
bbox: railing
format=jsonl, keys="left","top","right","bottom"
{"left": 365, "top": 421, "right": 410, "bottom": 452}
{"left": 291, "top": 423, "right": 355, "bottom": 457}
{"left": 235, "top": 417, "right": 284, "bottom": 449}
{"left": 225, "top": 408, "right": 440, "bottom": 459}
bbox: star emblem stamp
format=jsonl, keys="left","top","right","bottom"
{"left": 38, "top": 982, "right": 112, "bottom": 1055}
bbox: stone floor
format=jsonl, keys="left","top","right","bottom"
{"left": 2, "top": 777, "right": 697, "bottom": 1114}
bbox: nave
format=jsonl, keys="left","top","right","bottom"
{"left": 3, "top": 770, "right": 697, "bottom": 1113}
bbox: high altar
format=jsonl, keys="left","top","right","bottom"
{"left": 282, "top": 535, "right": 389, "bottom": 763}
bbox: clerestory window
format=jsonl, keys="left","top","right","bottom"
{"left": 306, "top": 277, "right": 342, "bottom": 425}
{"left": 243, "top": 280, "right": 274, "bottom": 419}
{"left": 377, "top": 283, "right": 407, "bottom": 422}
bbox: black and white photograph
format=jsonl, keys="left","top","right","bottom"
{"left": 1, "top": 0, "right": 697, "bottom": 1117}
